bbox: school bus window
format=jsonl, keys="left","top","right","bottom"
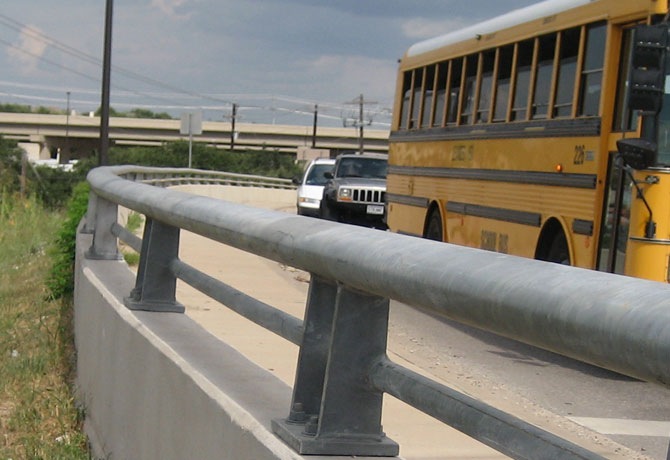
{"left": 447, "top": 59, "right": 463, "bottom": 124}
{"left": 399, "top": 71, "right": 412, "bottom": 129}
{"left": 612, "top": 27, "right": 639, "bottom": 131}
{"left": 532, "top": 33, "right": 557, "bottom": 119}
{"left": 460, "top": 54, "right": 479, "bottom": 125}
{"left": 511, "top": 40, "right": 534, "bottom": 121}
{"left": 553, "top": 27, "right": 580, "bottom": 118}
{"left": 410, "top": 67, "right": 424, "bottom": 128}
{"left": 389, "top": 1, "right": 670, "bottom": 284}
{"left": 656, "top": 89, "right": 670, "bottom": 166}
{"left": 433, "top": 62, "right": 448, "bottom": 127}
{"left": 421, "top": 65, "right": 436, "bottom": 128}
{"left": 476, "top": 50, "right": 496, "bottom": 124}
{"left": 493, "top": 45, "right": 514, "bottom": 122}
{"left": 579, "top": 21, "right": 607, "bottom": 117}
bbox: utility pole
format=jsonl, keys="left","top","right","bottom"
{"left": 311, "top": 104, "right": 318, "bottom": 148}
{"left": 188, "top": 112, "right": 193, "bottom": 168}
{"left": 344, "top": 94, "right": 375, "bottom": 154}
{"left": 66, "top": 91, "right": 71, "bottom": 138}
{"left": 99, "top": 0, "right": 114, "bottom": 166}
{"left": 64, "top": 91, "right": 70, "bottom": 164}
{"left": 358, "top": 94, "right": 364, "bottom": 154}
{"left": 230, "top": 103, "right": 237, "bottom": 151}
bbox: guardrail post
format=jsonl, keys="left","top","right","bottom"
{"left": 286, "top": 276, "right": 336, "bottom": 422}
{"left": 80, "top": 190, "right": 97, "bottom": 234}
{"left": 272, "top": 283, "right": 398, "bottom": 456}
{"left": 124, "top": 217, "right": 185, "bottom": 313}
{"left": 85, "top": 196, "right": 122, "bottom": 260}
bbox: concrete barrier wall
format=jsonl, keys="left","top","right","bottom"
{"left": 74, "top": 227, "right": 303, "bottom": 460}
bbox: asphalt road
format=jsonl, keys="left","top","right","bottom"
{"left": 172, "top": 185, "right": 670, "bottom": 459}
{"left": 387, "top": 300, "right": 670, "bottom": 460}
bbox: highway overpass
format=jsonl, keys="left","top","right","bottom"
{"left": 0, "top": 112, "right": 389, "bottom": 161}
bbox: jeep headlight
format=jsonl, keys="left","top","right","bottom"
{"left": 338, "top": 188, "right": 352, "bottom": 201}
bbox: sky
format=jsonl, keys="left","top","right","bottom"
{"left": 0, "top": 0, "right": 541, "bottom": 128}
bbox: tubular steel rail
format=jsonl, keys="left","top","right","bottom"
{"left": 118, "top": 167, "right": 295, "bottom": 189}
{"left": 84, "top": 165, "right": 670, "bottom": 459}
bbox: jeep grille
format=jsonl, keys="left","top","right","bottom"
{"left": 351, "top": 188, "right": 385, "bottom": 204}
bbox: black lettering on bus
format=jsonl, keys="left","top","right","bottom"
{"left": 481, "top": 230, "right": 497, "bottom": 251}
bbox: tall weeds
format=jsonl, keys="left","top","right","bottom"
{"left": 0, "top": 192, "right": 90, "bottom": 459}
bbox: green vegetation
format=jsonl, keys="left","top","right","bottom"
{"left": 0, "top": 103, "right": 64, "bottom": 115}
{"left": 93, "top": 106, "right": 173, "bottom": 119}
{"left": 0, "top": 137, "right": 88, "bottom": 210}
{"left": 46, "top": 182, "right": 90, "bottom": 300}
{"left": 125, "top": 212, "right": 144, "bottom": 234}
{"left": 121, "top": 212, "right": 144, "bottom": 266}
{"left": 0, "top": 193, "right": 90, "bottom": 459}
{"left": 0, "top": 102, "right": 172, "bottom": 119}
{"left": 0, "top": 128, "right": 302, "bottom": 458}
{"left": 103, "top": 141, "right": 302, "bottom": 178}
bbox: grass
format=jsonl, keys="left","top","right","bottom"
{"left": 0, "top": 193, "right": 90, "bottom": 459}
{"left": 125, "top": 212, "right": 143, "bottom": 234}
{"left": 121, "top": 211, "right": 143, "bottom": 267}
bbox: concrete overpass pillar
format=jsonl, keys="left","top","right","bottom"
{"left": 28, "top": 135, "right": 52, "bottom": 160}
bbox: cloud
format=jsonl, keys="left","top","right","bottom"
{"left": 401, "top": 17, "right": 470, "bottom": 40}
{"left": 151, "top": 0, "right": 192, "bottom": 19}
{"left": 309, "top": 55, "right": 396, "bottom": 105}
{"left": 7, "top": 26, "right": 48, "bottom": 74}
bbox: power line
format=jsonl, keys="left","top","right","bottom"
{"left": 0, "top": 36, "right": 100, "bottom": 84}
{"left": 0, "top": 13, "right": 393, "bottom": 118}
{"left": 0, "top": 36, "right": 212, "bottom": 110}
{"left": 0, "top": 12, "right": 234, "bottom": 106}
{"left": 0, "top": 12, "right": 392, "bottom": 126}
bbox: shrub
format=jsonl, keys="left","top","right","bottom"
{"left": 46, "top": 182, "right": 90, "bottom": 299}
{"left": 105, "top": 141, "right": 303, "bottom": 179}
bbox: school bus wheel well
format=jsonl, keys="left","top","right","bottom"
{"left": 535, "top": 218, "right": 571, "bottom": 265}
{"left": 423, "top": 202, "right": 444, "bottom": 241}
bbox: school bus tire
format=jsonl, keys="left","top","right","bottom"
{"left": 424, "top": 207, "right": 443, "bottom": 242}
{"left": 535, "top": 219, "right": 571, "bottom": 265}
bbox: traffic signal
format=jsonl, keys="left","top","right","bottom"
{"left": 628, "top": 24, "right": 668, "bottom": 113}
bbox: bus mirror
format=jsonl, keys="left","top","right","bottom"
{"left": 628, "top": 24, "right": 669, "bottom": 113}
{"left": 616, "top": 138, "right": 656, "bottom": 170}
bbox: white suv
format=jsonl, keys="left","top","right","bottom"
{"left": 293, "top": 158, "right": 336, "bottom": 217}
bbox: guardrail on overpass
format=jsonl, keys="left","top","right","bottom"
{"left": 78, "top": 165, "right": 670, "bottom": 459}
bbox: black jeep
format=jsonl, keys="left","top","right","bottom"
{"left": 319, "top": 153, "right": 387, "bottom": 229}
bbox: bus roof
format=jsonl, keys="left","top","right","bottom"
{"left": 406, "top": 0, "right": 593, "bottom": 58}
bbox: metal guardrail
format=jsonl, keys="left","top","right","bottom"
{"left": 84, "top": 165, "right": 670, "bottom": 459}
{"left": 117, "top": 166, "right": 295, "bottom": 189}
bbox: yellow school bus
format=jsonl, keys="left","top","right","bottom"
{"left": 387, "top": 0, "right": 670, "bottom": 282}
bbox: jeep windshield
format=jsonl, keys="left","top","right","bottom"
{"left": 305, "top": 163, "right": 334, "bottom": 185}
{"left": 336, "top": 158, "right": 387, "bottom": 179}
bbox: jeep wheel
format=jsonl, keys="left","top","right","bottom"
{"left": 320, "top": 200, "right": 337, "bottom": 221}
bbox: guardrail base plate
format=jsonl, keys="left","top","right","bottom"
{"left": 124, "top": 297, "right": 185, "bottom": 313}
{"left": 271, "top": 418, "right": 399, "bottom": 457}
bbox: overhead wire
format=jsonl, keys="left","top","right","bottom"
{"left": 0, "top": 12, "right": 392, "bottom": 126}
